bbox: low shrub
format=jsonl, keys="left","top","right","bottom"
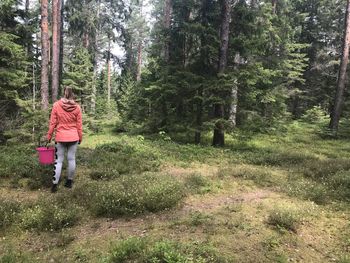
{"left": 0, "top": 249, "right": 34, "bottom": 263}
{"left": 0, "top": 145, "right": 53, "bottom": 189}
{"left": 0, "top": 198, "right": 22, "bottom": 230}
{"left": 0, "top": 146, "right": 37, "bottom": 178}
{"left": 20, "top": 196, "right": 81, "bottom": 231}
{"left": 286, "top": 176, "right": 330, "bottom": 205}
{"left": 106, "top": 237, "right": 146, "bottom": 262}
{"left": 78, "top": 173, "right": 185, "bottom": 217}
{"left": 105, "top": 238, "right": 230, "bottom": 263}
{"left": 301, "top": 106, "right": 327, "bottom": 123}
{"left": 251, "top": 150, "right": 314, "bottom": 167}
{"left": 187, "top": 211, "right": 213, "bottom": 227}
{"left": 89, "top": 142, "right": 159, "bottom": 180}
{"left": 218, "top": 165, "right": 278, "bottom": 187}
{"left": 267, "top": 205, "right": 302, "bottom": 232}
{"left": 302, "top": 158, "right": 350, "bottom": 181}
{"left": 185, "top": 173, "right": 211, "bottom": 194}
{"left": 329, "top": 170, "right": 350, "bottom": 201}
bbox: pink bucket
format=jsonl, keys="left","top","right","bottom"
{"left": 36, "top": 147, "right": 55, "bottom": 165}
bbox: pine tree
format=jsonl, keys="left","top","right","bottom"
{"left": 63, "top": 46, "right": 94, "bottom": 112}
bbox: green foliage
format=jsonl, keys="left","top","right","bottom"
{"left": 63, "top": 46, "right": 94, "bottom": 112}
{"left": 76, "top": 173, "right": 184, "bottom": 217}
{"left": 105, "top": 238, "right": 230, "bottom": 263}
{"left": 0, "top": 32, "right": 27, "bottom": 99}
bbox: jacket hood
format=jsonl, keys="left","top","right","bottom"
{"left": 59, "top": 98, "right": 77, "bottom": 112}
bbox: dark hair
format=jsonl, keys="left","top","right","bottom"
{"left": 64, "top": 86, "right": 74, "bottom": 100}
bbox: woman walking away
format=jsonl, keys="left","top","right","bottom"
{"left": 47, "top": 87, "right": 83, "bottom": 193}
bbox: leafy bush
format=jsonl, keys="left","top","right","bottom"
{"left": 105, "top": 238, "right": 230, "bottom": 263}
{"left": 20, "top": 196, "right": 81, "bottom": 231}
{"left": 89, "top": 142, "right": 159, "bottom": 180}
{"left": 267, "top": 205, "right": 302, "bottom": 232}
{"left": 76, "top": 174, "right": 185, "bottom": 217}
{"left": 0, "top": 198, "right": 21, "bottom": 230}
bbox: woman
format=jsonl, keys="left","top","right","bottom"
{"left": 47, "top": 87, "right": 83, "bottom": 193}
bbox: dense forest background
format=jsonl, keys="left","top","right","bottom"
{"left": 1, "top": 0, "right": 350, "bottom": 145}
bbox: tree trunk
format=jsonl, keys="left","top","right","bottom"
{"left": 59, "top": 0, "right": 64, "bottom": 95}
{"left": 272, "top": 0, "right": 277, "bottom": 14}
{"left": 250, "top": 0, "right": 257, "bottom": 8}
{"left": 195, "top": 87, "right": 203, "bottom": 144}
{"left": 136, "top": 41, "right": 142, "bottom": 82}
{"left": 329, "top": 0, "right": 350, "bottom": 132}
{"left": 107, "top": 39, "right": 111, "bottom": 106}
{"left": 40, "top": 0, "right": 49, "bottom": 110}
{"left": 51, "top": 0, "right": 61, "bottom": 103}
{"left": 163, "top": 0, "right": 172, "bottom": 62}
{"left": 91, "top": 0, "right": 101, "bottom": 115}
{"left": 83, "top": 32, "right": 89, "bottom": 49}
{"left": 228, "top": 53, "right": 240, "bottom": 128}
{"left": 213, "top": 0, "right": 231, "bottom": 147}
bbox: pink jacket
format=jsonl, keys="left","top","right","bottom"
{"left": 47, "top": 98, "right": 83, "bottom": 142}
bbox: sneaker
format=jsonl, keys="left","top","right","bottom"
{"left": 51, "top": 184, "right": 58, "bottom": 193}
{"left": 64, "top": 179, "right": 73, "bottom": 188}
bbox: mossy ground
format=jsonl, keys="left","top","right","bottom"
{"left": 1, "top": 120, "right": 350, "bottom": 262}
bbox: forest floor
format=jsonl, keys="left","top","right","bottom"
{"left": 1, "top": 120, "right": 350, "bottom": 262}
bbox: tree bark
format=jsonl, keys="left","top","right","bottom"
{"left": 163, "top": 0, "right": 172, "bottom": 62}
{"left": 213, "top": 0, "right": 231, "bottom": 147}
{"left": 59, "top": 0, "right": 64, "bottom": 95}
{"left": 228, "top": 53, "right": 240, "bottom": 128}
{"left": 272, "top": 0, "right": 277, "bottom": 14}
{"left": 51, "top": 0, "right": 61, "bottom": 103}
{"left": 329, "top": 0, "right": 350, "bottom": 132}
{"left": 136, "top": 41, "right": 142, "bottom": 82}
{"left": 83, "top": 32, "right": 90, "bottom": 49}
{"left": 250, "top": 0, "right": 257, "bottom": 8}
{"left": 107, "top": 39, "right": 111, "bottom": 106}
{"left": 40, "top": 0, "right": 50, "bottom": 110}
{"left": 91, "top": 0, "right": 101, "bottom": 115}
{"left": 195, "top": 86, "right": 203, "bottom": 144}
